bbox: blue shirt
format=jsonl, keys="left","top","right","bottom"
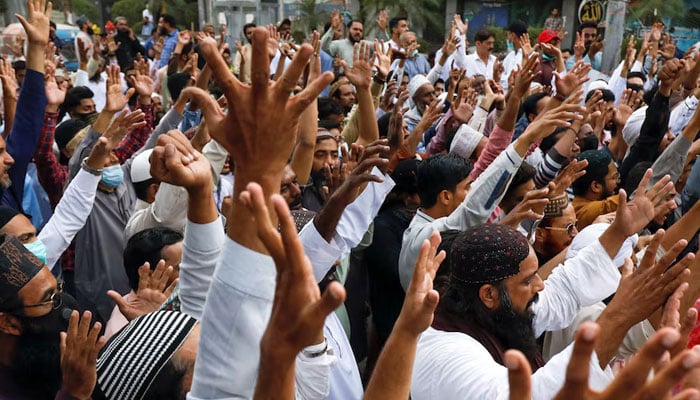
{"left": 159, "top": 28, "right": 180, "bottom": 68}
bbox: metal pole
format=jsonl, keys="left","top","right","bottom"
{"left": 601, "top": 0, "right": 628, "bottom": 75}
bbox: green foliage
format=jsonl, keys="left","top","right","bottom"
{"left": 110, "top": 0, "right": 144, "bottom": 26}
{"left": 161, "top": 0, "right": 198, "bottom": 29}
{"left": 628, "top": 0, "right": 685, "bottom": 25}
{"left": 71, "top": 0, "right": 100, "bottom": 23}
{"left": 356, "top": 0, "right": 445, "bottom": 38}
{"left": 486, "top": 26, "right": 542, "bottom": 55}
{"left": 294, "top": 0, "right": 330, "bottom": 34}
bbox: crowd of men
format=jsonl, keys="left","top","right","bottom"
{"left": 1, "top": 0, "right": 700, "bottom": 398}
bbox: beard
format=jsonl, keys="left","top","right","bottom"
{"left": 486, "top": 290, "right": 540, "bottom": 366}
{"left": 159, "top": 26, "right": 168, "bottom": 36}
{"left": 11, "top": 293, "right": 79, "bottom": 399}
{"left": 0, "top": 172, "right": 11, "bottom": 190}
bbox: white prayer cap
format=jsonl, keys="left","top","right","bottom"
{"left": 622, "top": 106, "right": 648, "bottom": 147}
{"left": 130, "top": 149, "right": 153, "bottom": 183}
{"left": 566, "top": 222, "right": 638, "bottom": 267}
{"left": 408, "top": 74, "right": 431, "bottom": 98}
{"left": 450, "top": 124, "right": 484, "bottom": 160}
{"left": 586, "top": 79, "right": 609, "bottom": 97}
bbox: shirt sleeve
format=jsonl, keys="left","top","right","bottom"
{"left": 38, "top": 167, "right": 101, "bottom": 272}
{"left": 469, "top": 124, "right": 514, "bottom": 181}
{"left": 179, "top": 217, "right": 225, "bottom": 320}
{"left": 187, "top": 239, "right": 276, "bottom": 400}
{"left": 34, "top": 111, "right": 68, "bottom": 208}
{"left": 532, "top": 240, "right": 620, "bottom": 337}
{"left": 123, "top": 182, "right": 189, "bottom": 240}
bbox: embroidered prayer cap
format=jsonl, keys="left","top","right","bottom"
{"left": 450, "top": 124, "right": 484, "bottom": 161}
{"left": 0, "top": 207, "right": 19, "bottom": 228}
{"left": 449, "top": 224, "right": 530, "bottom": 284}
{"left": 567, "top": 223, "right": 638, "bottom": 267}
{"left": 408, "top": 74, "right": 431, "bottom": 98}
{"left": 96, "top": 311, "right": 197, "bottom": 400}
{"left": 0, "top": 234, "right": 44, "bottom": 310}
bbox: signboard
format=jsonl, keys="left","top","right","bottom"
{"left": 578, "top": 0, "right": 605, "bottom": 24}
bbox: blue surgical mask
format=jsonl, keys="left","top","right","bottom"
{"left": 24, "top": 239, "right": 48, "bottom": 265}
{"left": 101, "top": 164, "right": 124, "bottom": 188}
{"left": 506, "top": 40, "right": 514, "bottom": 52}
{"left": 542, "top": 53, "right": 555, "bottom": 61}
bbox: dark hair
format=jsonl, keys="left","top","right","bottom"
{"left": 167, "top": 72, "right": 191, "bottom": 103}
{"left": 142, "top": 357, "right": 189, "bottom": 400}
{"left": 347, "top": 19, "right": 362, "bottom": 29}
{"left": 11, "top": 60, "right": 25, "bottom": 70}
{"left": 161, "top": 14, "right": 176, "bottom": 28}
{"left": 434, "top": 229, "right": 462, "bottom": 295}
{"left": 123, "top": 227, "right": 183, "bottom": 291}
{"left": 521, "top": 92, "right": 549, "bottom": 120}
{"left": 242, "top": 23, "right": 256, "bottom": 33}
{"left": 624, "top": 161, "right": 653, "bottom": 195}
{"left": 506, "top": 20, "right": 528, "bottom": 36}
{"left": 318, "top": 119, "right": 341, "bottom": 131}
{"left": 579, "top": 133, "right": 599, "bottom": 152}
{"left": 389, "top": 17, "right": 407, "bottom": 31}
{"left": 377, "top": 112, "right": 392, "bottom": 138}
{"left": 503, "top": 162, "right": 536, "bottom": 206}
{"left": 60, "top": 86, "right": 94, "bottom": 119}
{"left": 572, "top": 150, "right": 612, "bottom": 196}
{"left": 133, "top": 179, "right": 157, "bottom": 202}
{"left": 579, "top": 21, "right": 598, "bottom": 32}
{"left": 540, "top": 126, "right": 568, "bottom": 154}
{"left": 627, "top": 71, "right": 647, "bottom": 83}
{"left": 417, "top": 154, "right": 472, "bottom": 208}
{"left": 278, "top": 18, "right": 291, "bottom": 29}
{"left": 435, "top": 78, "right": 445, "bottom": 86}
{"left": 475, "top": 28, "right": 494, "bottom": 42}
{"left": 585, "top": 87, "right": 614, "bottom": 103}
{"left": 318, "top": 97, "right": 345, "bottom": 119}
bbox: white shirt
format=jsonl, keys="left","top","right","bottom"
{"left": 41, "top": 167, "right": 101, "bottom": 272}
{"left": 412, "top": 240, "right": 619, "bottom": 399}
{"left": 501, "top": 49, "right": 523, "bottom": 91}
{"left": 464, "top": 52, "right": 496, "bottom": 79}
{"left": 670, "top": 95, "right": 699, "bottom": 136}
{"left": 399, "top": 144, "right": 523, "bottom": 290}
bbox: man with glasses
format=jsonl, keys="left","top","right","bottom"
{"left": 572, "top": 149, "right": 621, "bottom": 230}
{"left": 533, "top": 197, "right": 578, "bottom": 265}
{"left": 0, "top": 234, "right": 79, "bottom": 399}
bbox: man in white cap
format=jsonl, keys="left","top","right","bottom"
{"left": 403, "top": 74, "right": 436, "bottom": 134}
{"left": 141, "top": 9, "right": 154, "bottom": 37}
{"left": 449, "top": 124, "right": 487, "bottom": 164}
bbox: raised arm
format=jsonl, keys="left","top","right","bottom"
{"left": 342, "top": 41, "right": 379, "bottom": 146}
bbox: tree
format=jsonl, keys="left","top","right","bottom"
{"left": 356, "top": 0, "right": 444, "bottom": 38}
{"left": 294, "top": 0, "right": 330, "bottom": 35}
{"left": 628, "top": 0, "right": 685, "bottom": 25}
{"left": 111, "top": 0, "right": 144, "bottom": 28}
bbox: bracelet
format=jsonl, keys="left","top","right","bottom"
{"left": 301, "top": 339, "right": 333, "bottom": 358}
{"left": 81, "top": 157, "right": 103, "bottom": 176}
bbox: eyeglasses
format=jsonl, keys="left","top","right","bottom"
{"left": 544, "top": 222, "right": 578, "bottom": 237}
{"left": 22, "top": 282, "right": 64, "bottom": 310}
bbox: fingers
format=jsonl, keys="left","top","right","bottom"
{"left": 604, "top": 328, "right": 681, "bottom": 398}
{"left": 506, "top": 350, "right": 532, "bottom": 400}
{"left": 199, "top": 33, "right": 238, "bottom": 95}
{"left": 180, "top": 87, "right": 225, "bottom": 129}
{"left": 553, "top": 322, "right": 599, "bottom": 399}
{"left": 277, "top": 43, "right": 313, "bottom": 94}
{"left": 106, "top": 290, "right": 129, "bottom": 312}
{"left": 292, "top": 71, "right": 334, "bottom": 115}
{"left": 640, "top": 347, "right": 700, "bottom": 399}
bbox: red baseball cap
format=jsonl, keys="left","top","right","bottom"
{"left": 538, "top": 29, "right": 560, "bottom": 43}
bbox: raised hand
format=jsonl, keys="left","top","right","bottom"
{"left": 554, "top": 60, "right": 591, "bottom": 98}
{"left": 343, "top": 41, "right": 372, "bottom": 89}
{"left": 106, "top": 33, "right": 120, "bottom": 54}
{"left": 387, "top": 90, "right": 409, "bottom": 156}
{"left": 102, "top": 110, "right": 146, "bottom": 148}
{"left": 107, "top": 260, "right": 178, "bottom": 321}
{"left": 499, "top": 186, "right": 550, "bottom": 229}
{"left": 519, "top": 93, "right": 584, "bottom": 150}
{"left": 332, "top": 141, "right": 389, "bottom": 204}
{"left": 45, "top": 74, "right": 66, "bottom": 106}
{"left": 60, "top": 310, "right": 105, "bottom": 400}
{"left": 573, "top": 32, "right": 585, "bottom": 59}
{"left": 330, "top": 9, "right": 342, "bottom": 31}
{"left": 452, "top": 87, "right": 477, "bottom": 124}
{"left": 266, "top": 24, "right": 280, "bottom": 59}
{"left": 149, "top": 130, "right": 213, "bottom": 191}
{"left": 441, "top": 27, "right": 460, "bottom": 58}
{"left": 378, "top": 79, "right": 397, "bottom": 112}
{"left": 493, "top": 59, "right": 504, "bottom": 84}
{"left": 452, "top": 14, "right": 468, "bottom": 35}
{"left": 551, "top": 159, "right": 588, "bottom": 197}
{"left": 659, "top": 58, "right": 686, "bottom": 91}
{"left": 103, "top": 64, "right": 135, "bottom": 112}
{"left": 373, "top": 39, "right": 392, "bottom": 80}
{"left": 659, "top": 34, "right": 678, "bottom": 60}
{"left": 129, "top": 64, "right": 154, "bottom": 99}
{"left": 511, "top": 53, "right": 540, "bottom": 98}
{"left": 0, "top": 59, "right": 17, "bottom": 101}
{"left": 376, "top": 9, "right": 388, "bottom": 32}
{"left": 15, "top": 0, "right": 51, "bottom": 46}
{"left": 612, "top": 168, "right": 675, "bottom": 237}
{"left": 519, "top": 33, "right": 533, "bottom": 59}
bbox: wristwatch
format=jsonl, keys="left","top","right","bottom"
{"left": 301, "top": 338, "right": 334, "bottom": 358}
{"left": 81, "top": 157, "right": 104, "bottom": 176}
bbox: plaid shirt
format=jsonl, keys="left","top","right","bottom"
{"left": 159, "top": 29, "right": 180, "bottom": 68}
{"left": 35, "top": 111, "right": 67, "bottom": 209}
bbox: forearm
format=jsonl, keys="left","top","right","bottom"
{"left": 229, "top": 172, "right": 282, "bottom": 253}
{"left": 254, "top": 350, "right": 296, "bottom": 400}
{"left": 313, "top": 194, "right": 346, "bottom": 243}
{"left": 290, "top": 101, "right": 317, "bottom": 185}
{"left": 595, "top": 307, "right": 633, "bottom": 367}
{"left": 497, "top": 90, "right": 521, "bottom": 132}
{"left": 3, "top": 94, "right": 15, "bottom": 134}
{"left": 470, "top": 124, "right": 514, "bottom": 181}
{"left": 355, "top": 87, "right": 379, "bottom": 146}
{"left": 364, "top": 329, "right": 418, "bottom": 400}
{"left": 25, "top": 43, "right": 45, "bottom": 73}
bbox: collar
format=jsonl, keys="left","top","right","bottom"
{"left": 416, "top": 208, "right": 435, "bottom": 223}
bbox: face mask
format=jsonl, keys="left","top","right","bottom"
{"left": 23, "top": 240, "right": 48, "bottom": 265}
{"left": 542, "top": 53, "right": 555, "bottom": 61}
{"left": 506, "top": 40, "right": 514, "bottom": 52}
{"left": 101, "top": 164, "right": 124, "bottom": 188}
{"left": 410, "top": 49, "right": 419, "bottom": 58}
{"left": 74, "top": 111, "right": 98, "bottom": 124}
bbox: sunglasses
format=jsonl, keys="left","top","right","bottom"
{"left": 544, "top": 222, "right": 578, "bottom": 237}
